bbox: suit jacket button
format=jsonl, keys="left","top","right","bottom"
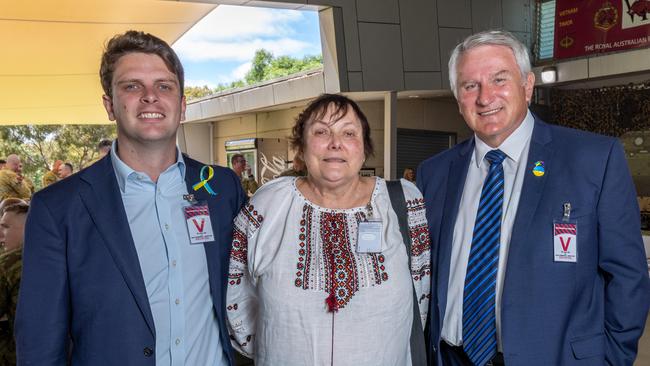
{"left": 143, "top": 347, "right": 154, "bottom": 357}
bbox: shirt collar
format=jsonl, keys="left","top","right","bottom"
{"left": 110, "top": 140, "right": 186, "bottom": 193}
{"left": 473, "top": 109, "right": 534, "bottom": 168}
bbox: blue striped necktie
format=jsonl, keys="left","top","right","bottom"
{"left": 462, "top": 149, "right": 506, "bottom": 366}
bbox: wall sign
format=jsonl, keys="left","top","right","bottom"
{"left": 555, "top": 0, "right": 650, "bottom": 59}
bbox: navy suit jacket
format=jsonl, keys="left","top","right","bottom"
{"left": 417, "top": 117, "right": 650, "bottom": 365}
{"left": 15, "top": 154, "right": 246, "bottom": 365}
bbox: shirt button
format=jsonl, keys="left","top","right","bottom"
{"left": 175, "top": 338, "right": 181, "bottom": 345}
{"left": 165, "top": 224, "right": 170, "bottom": 230}
{"left": 172, "top": 260, "right": 177, "bottom": 267}
{"left": 175, "top": 298, "right": 180, "bottom": 305}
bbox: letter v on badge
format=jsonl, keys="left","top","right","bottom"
{"left": 183, "top": 201, "right": 215, "bottom": 244}
{"left": 553, "top": 203, "right": 577, "bottom": 262}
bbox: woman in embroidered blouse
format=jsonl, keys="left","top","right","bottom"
{"left": 226, "top": 94, "right": 431, "bottom": 366}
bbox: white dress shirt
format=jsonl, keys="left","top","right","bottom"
{"left": 441, "top": 110, "right": 534, "bottom": 351}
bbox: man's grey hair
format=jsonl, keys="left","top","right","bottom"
{"left": 448, "top": 30, "right": 532, "bottom": 98}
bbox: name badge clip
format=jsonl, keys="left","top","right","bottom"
{"left": 563, "top": 202, "right": 571, "bottom": 222}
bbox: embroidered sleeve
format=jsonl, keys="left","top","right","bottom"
{"left": 403, "top": 181, "right": 431, "bottom": 327}
{"left": 226, "top": 204, "right": 264, "bottom": 357}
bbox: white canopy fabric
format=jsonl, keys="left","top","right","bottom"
{"left": 0, "top": 0, "right": 215, "bottom": 125}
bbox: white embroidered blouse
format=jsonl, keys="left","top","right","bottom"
{"left": 226, "top": 177, "right": 431, "bottom": 366}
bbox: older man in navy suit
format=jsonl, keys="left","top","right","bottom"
{"left": 15, "top": 31, "right": 246, "bottom": 365}
{"left": 418, "top": 30, "right": 649, "bottom": 365}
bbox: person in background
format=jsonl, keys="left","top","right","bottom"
{"left": 0, "top": 202, "right": 28, "bottom": 366}
{"left": 0, "top": 155, "right": 31, "bottom": 201}
{"left": 417, "top": 30, "right": 650, "bottom": 366}
{"left": 58, "top": 163, "right": 73, "bottom": 180}
{"left": 98, "top": 139, "right": 112, "bottom": 158}
{"left": 16, "top": 30, "right": 246, "bottom": 366}
{"left": 41, "top": 160, "right": 63, "bottom": 188}
{"left": 278, "top": 156, "right": 307, "bottom": 178}
{"left": 0, "top": 199, "right": 25, "bottom": 220}
{"left": 403, "top": 167, "right": 416, "bottom": 183}
{"left": 0, "top": 160, "right": 5, "bottom": 170}
{"left": 227, "top": 93, "right": 431, "bottom": 365}
{"left": 230, "top": 154, "right": 259, "bottom": 196}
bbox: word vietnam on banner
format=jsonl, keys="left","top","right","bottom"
{"left": 555, "top": 0, "right": 650, "bottom": 59}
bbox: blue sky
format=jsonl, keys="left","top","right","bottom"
{"left": 172, "top": 5, "right": 321, "bottom": 89}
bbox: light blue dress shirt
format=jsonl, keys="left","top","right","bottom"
{"left": 111, "top": 144, "right": 227, "bottom": 366}
{"left": 442, "top": 110, "right": 534, "bottom": 351}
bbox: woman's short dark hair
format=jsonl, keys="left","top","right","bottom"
{"left": 100, "top": 30, "right": 184, "bottom": 98}
{"left": 290, "top": 94, "right": 374, "bottom": 159}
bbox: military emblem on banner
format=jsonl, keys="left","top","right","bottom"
{"left": 594, "top": 2, "right": 618, "bottom": 31}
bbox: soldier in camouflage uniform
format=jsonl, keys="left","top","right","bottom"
{"left": 0, "top": 155, "right": 31, "bottom": 201}
{"left": 0, "top": 248, "right": 21, "bottom": 365}
{"left": 0, "top": 202, "right": 28, "bottom": 365}
{"left": 41, "top": 160, "right": 63, "bottom": 188}
{"left": 231, "top": 153, "right": 259, "bottom": 196}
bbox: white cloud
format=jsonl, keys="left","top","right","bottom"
{"left": 174, "top": 38, "right": 312, "bottom": 62}
{"left": 177, "top": 5, "right": 303, "bottom": 42}
{"left": 232, "top": 62, "right": 251, "bottom": 80}
{"left": 185, "top": 79, "right": 218, "bottom": 88}
{"left": 173, "top": 5, "right": 318, "bottom": 63}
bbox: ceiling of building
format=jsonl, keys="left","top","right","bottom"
{"left": 0, "top": 0, "right": 215, "bottom": 125}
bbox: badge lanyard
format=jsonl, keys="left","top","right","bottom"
{"left": 183, "top": 195, "right": 215, "bottom": 244}
{"left": 357, "top": 201, "right": 383, "bottom": 253}
{"left": 553, "top": 202, "right": 578, "bottom": 263}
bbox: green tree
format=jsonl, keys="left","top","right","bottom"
{"left": 185, "top": 85, "right": 213, "bottom": 100}
{"left": 183, "top": 49, "right": 323, "bottom": 101}
{"left": 0, "top": 125, "right": 116, "bottom": 191}
{"left": 245, "top": 49, "right": 274, "bottom": 85}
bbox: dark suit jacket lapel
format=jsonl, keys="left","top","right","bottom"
{"left": 437, "top": 139, "right": 474, "bottom": 321}
{"left": 77, "top": 155, "right": 156, "bottom": 335}
{"left": 507, "top": 118, "right": 554, "bottom": 273}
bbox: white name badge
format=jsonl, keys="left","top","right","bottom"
{"left": 184, "top": 202, "right": 215, "bottom": 244}
{"left": 553, "top": 220, "right": 577, "bottom": 263}
{"left": 357, "top": 220, "right": 383, "bottom": 253}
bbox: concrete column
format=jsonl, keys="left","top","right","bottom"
{"left": 383, "top": 91, "right": 397, "bottom": 180}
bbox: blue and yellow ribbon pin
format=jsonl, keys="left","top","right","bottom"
{"left": 532, "top": 161, "right": 545, "bottom": 177}
{"left": 192, "top": 166, "right": 217, "bottom": 195}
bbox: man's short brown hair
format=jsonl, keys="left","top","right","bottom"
{"left": 100, "top": 30, "right": 184, "bottom": 98}
{"left": 3, "top": 202, "right": 28, "bottom": 216}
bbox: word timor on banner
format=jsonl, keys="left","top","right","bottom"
{"left": 555, "top": 0, "right": 650, "bottom": 59}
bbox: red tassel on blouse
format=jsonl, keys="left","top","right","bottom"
{"left": 325, "top": 293, "right": 339, "bottom": 312}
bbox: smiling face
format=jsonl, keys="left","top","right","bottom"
{"left": 102, "top": 52, "right": 186, "bottom": 150}
{"left": 455, "top": 44, "right": 534, "bottom": 147}
{"left": 302, "top": 103, "right": 365, "bottom": 187}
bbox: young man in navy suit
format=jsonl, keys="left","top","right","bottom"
{"left": 417, "top": 30, "right": 650, "bottom": 365}
{"left": 16, "top": 31, "right": 246, "bottom": 365}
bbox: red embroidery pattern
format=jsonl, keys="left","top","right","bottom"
{"left": 295, "top": 205, "right": 313, "bottom": 289}
{"left": 407, "top": 198, "right": 426, "bottom": 212}
{"left": 409, "top": 224, "right": 431, "bottom": 257}
{"left": 293, "top": 204, "right": 390, "bottom": 309}
{"left": 321, "top": 212, "right": 359, "bottom": 311}
{"left": 407, "top": 198, "right": 431, "bottom": 282}
{"left": 370, "top": 253, "right": 389, "bottom": 284}
{"left": 244, "top": 204, "right": 264, "bottom": 228}
{"left": 228, "top": 272, "right": 243, "bottom": 286}
{"left": 230, "top": 227, "right": 248, "bottom": 264}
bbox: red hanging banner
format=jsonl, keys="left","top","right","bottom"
{"left": 554, "top": 0, "right": 650, "bottom": 59}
